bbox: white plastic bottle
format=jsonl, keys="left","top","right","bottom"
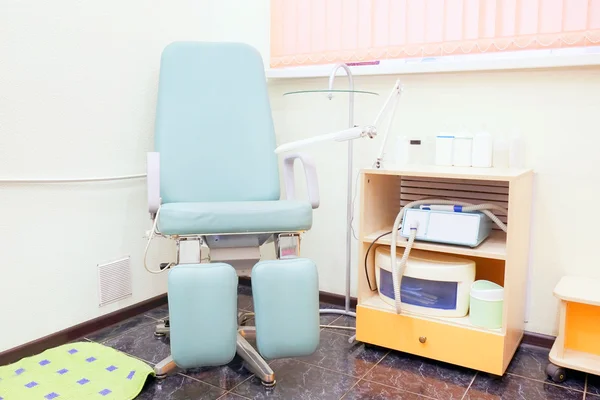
{"left": 472, "top": 130, "right": 493, "bottom": 168}
{"left": 435, "top": 134, "right": 454, "bottom": 166}
{"left": 396, "top": 136, "right": 409, "bottom": 166}
{"left": 453, "top": 128, "right": 473, "bottom": 167}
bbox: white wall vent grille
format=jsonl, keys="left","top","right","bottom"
{"left": 97, "top": 257, "right": 132, "bottom": 307}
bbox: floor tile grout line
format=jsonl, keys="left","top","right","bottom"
{"left": 87, "top": 318, "right": 158, "bottom": 345}
{"left": 505, "top": 371, "right": 586, "bottom": 393}
{"left": 226, "top": 374, "right": 255, "bottom": 395}
{"left": 460, "top": 371, "right": 478, "bottom": 400}
{"left": 338, "top": 379, "right": 362, "bottom": 400}
{"left": 357, "top": 349, "right": 390, "bottom": 380}
{"left": 143, "top": 313, "right": 167, "bottom": 322}
{"left": 357, "top": 376, "right": 439, "bottom": 400}
{"left": 338, "top": 349, "right": 401, "bottom": 400}
{"left": 177, "top": 371, "right": 231, "bottom": 392}
{"left": 320, "top": 327, "right": 355, "bottom": 338}
{"left": 218, "top": 391, "right": 252, "bottom": 400}
{"left": 294, "top": 358, "right": 364, "bottom": 379}
{"left": 345, "top": 349, "right": 443, "bottom": 400}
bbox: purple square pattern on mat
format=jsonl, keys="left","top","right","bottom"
{"left": 15, "top": 368, "right": 25, "bottom": 375}
{"left": 106, "top": 365, "right": 117, "bottom": 372}
{"left": 39, "top": 360, "right": 50, "bottom": 366}
{"left": 25, "top": 381, "right": 38, "bottom": 388}
{"left": 99, "top": 389, "right": 112, "bottom": 396}
{"left": 57, "top": 369, "right": 68, "bottom": 375}
{"left": 45, "top": 393, "right": 59, "bottom": 399}
{"left": 126, "top": 370, "right": 135, "bottom": 380}
{"left": 86, "top": 357, "right": 96, "bottom": 363}
{"left": 77, "top": 378, "right": 90, "bottom": 385}
{"left": 67, "top": 349, "right": 78, "bottom": 354}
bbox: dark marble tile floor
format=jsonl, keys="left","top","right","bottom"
{"left": 79, "top": 286, "right": 596, "bottom": 399}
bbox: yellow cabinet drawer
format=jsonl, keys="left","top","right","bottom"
{"left": 356, "top": 305, "right": 506, "bottom": 375}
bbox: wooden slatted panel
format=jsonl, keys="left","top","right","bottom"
{"left": 399, "top": 176, "right": 509, "bottom": 229}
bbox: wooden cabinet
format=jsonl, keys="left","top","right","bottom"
{"left": 356, "top": 166, "right": 533, "bottom": 375}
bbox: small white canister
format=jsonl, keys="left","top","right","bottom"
{"left": 453, "top": 135, "right": 473, "bottom": 167}
{"left": 472, "top": 131, "right": 493, "bottom": 168}
{"left": 435, "top": 135, "right": 454, "bottom": 166}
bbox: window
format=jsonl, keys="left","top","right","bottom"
{"left": 270, "top": 0, "right": 600, "bottom": 73}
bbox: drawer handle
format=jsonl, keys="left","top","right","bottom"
{"left": 419, "top": 336, "right": 427, "bottom": 344}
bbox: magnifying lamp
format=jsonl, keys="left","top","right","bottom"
{"left": 275, "top": 78, "right": 404, "bottom": 170}
{"left": 275, "top": 64, "right": 404, "bottom": 328}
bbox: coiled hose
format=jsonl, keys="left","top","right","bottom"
{"left": 389, "top": 199, "right": 508, "bottom": 314}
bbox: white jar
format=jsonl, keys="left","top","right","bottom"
{"left": 452, "top": 136, "right": 473, "bottom": 167}
{"left": 396, "top": 136, "right": 409, "bottom": 166}
{"left": 435, "top": 135, "right": 454, "bottom": 166}
{"left": 472, "top": 131, "right": 493, "bottom": 168}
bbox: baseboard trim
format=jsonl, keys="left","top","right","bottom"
{"left": 0, "top": 293, "right": 168, "bottom": 366}
{"left": 2, "top": 282, "right": 555, "bottom": 366}
{"left": 521, "top": 331, "right": 556, "bottom": 349}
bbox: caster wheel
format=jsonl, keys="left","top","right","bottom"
{"left": 261, "top": 379, "right": 276, "bottom": 388}
{"left": 154, "top": 332, "right": 166, "bottom": 338}
{"left": 546, "top": 363, "right": 567, "bottom": 383}
{"left": 155, "top": 374, "right": 167, "bottom": 380}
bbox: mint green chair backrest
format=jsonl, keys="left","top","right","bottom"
{"left": 155, "top": 42, "right": 280, "bottom": 203}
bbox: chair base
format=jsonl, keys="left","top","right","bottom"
{"left": 236, "top": 331, "right": 275, "bottom": 386}
{"left": 154, "top": 355, "right": 177, "bottom": 378}
{"left": 153, "top": 328, "right": 276, "bottom": 387}
{"left": 154, "top": 318, "right": 170, "bottom": 337}
{"left": 154, "top": 311, "right": 253, "bottom": 336}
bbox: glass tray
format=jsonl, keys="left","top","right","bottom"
{"left": 283, "top": 89, "right": 379, "bottom": 97}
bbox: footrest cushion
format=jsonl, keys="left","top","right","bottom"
{"left": 168, "top": 263, "right": 238, "bottom": 368}
{"left": 252, "top": 258, "right": 320, "bottom": 359}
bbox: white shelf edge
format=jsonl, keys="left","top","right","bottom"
{"left": 363, "top": 229, "right": 507, "bottom": 260}
{"left": 266, "top": 53, "right": 600, "bottom": 80}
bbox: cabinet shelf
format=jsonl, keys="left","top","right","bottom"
{"left": 362, "top": 229, "right": 507, "bottom": 260}
{"left": 356, "top": 167, "right": 533, "bottom": 375}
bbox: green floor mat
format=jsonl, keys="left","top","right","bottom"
{"left": 0, "top": 341, "right": 155, "bottom": 399}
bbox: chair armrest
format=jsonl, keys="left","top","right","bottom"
{"left": 282, "top": 152, "right": 320, "bottom": 209}
{"left": 147, "top": 152, "right": 161, "bottom": 216}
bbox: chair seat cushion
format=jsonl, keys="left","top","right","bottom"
{"left": 158, "top": 200, "right": 312, "bottom": 235}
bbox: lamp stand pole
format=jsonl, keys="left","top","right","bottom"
{"left": 319, "top": 63, "right": 357, "bottom": 319}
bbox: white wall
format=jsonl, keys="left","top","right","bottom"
{"left": 206, "top": 0, "right": 600, "bottom": 337}
{"left": 269, "top": 68, "right": 600, "bottom": 336}
{"left": 0, "top": 0, "right": 222, "bottom": 352}
{"left": 2, "top": 0, "right": 598, "bottom": 353}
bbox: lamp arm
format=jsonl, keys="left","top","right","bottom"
{"left": 275, "top": 126, "right": 373, "bottom": 154}
{"left": 274, "top": 80, "right": 403, "bottom": 163}
{"left": 375, "top": 80, "right": 403, "bottom": 168}
{"left": 373, "top": 79, "right": 402, "bottom": 126}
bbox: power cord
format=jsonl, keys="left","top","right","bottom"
{"left": 364, "top": 228, "right": 400, "bottom": 291}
